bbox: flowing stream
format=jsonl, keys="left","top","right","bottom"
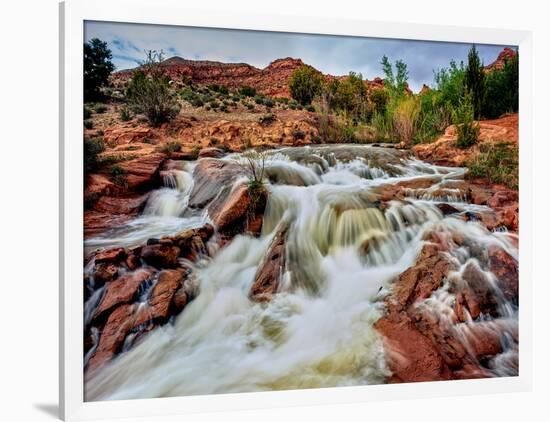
{"left": 85, "top": 145, "right": 518, "bottom": 400}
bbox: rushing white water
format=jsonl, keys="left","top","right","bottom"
{"left": 85, "top": 145, "right": 519, "bottom": 401}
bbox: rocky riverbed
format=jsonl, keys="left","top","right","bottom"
{"left": 83, "top": 144, "right": 518, "bottom": 400}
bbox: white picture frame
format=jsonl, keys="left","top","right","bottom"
{"left": 60, "top": 0, "right": 533, "bottom": 420}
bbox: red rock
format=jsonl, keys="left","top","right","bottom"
{"left": 250, "top": 226, "right": 287, "bottom": 302}
{"left": 141, "top": 244, "right": 181, "bottom": 268}
{"left": 375, "top": 314, "right": 453, "bottom": 383}
{"left": 92, "top": 193, "right": 149, "bottom": 215}
{"left": 125, "top": 253, "right": 141, "bottom": 271}
{"left": 87, "top": 303, "right": 137, "bottom": 372}
{"left": 93, "top": 268, "right": 155, "bottom": 321}
{"left": 103, "top": 126, "right": 152, "bottom": 145}
{"left": 198, "top": 147, "right": 226, "bottom": 158}
{"left": 133, "top": 269, "right": 184, "bottom": 326}
{"left": 436, "top": 203, "right": 460, "bottom": 215}
{"left": 118, "top": 153, "right": 166, "bottom": 191}
{"left": 93, "top": 263, "right": 119, "bottom": 286}
{"left": 94, "top": 247, "right": 126, "bottom": 264}
{"left": 459, "top": 261, "right": 499, "bottom": 319}
{"left": 487, "top": 190, "right": 518, "bottom": 209}
{"left": 488, "top": 246, "right": 519, "bottom": 301}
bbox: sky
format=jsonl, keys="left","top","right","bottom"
{"left": 84, "top": 20, "right": 516, "bottom": 92}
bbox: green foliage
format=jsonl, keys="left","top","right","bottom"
{"left": 263, "top": 98, "right": 275, "bottom": 108}
{"left": 392, "top": 96, "right": 420, "bottom": 144}
{"left": 259, "top": 113, "right": 276, "bottom": 124}
{"left": 289, "top": 65, "right": 323, "bottom": 105}
{"left": 464, "top": 45, "right": 486, "bottom": 119}
{"left": 305, "top": 104, "right": 315, "bottom": 112}
{"left": 254, "top": 95, "right": 264, "bottom": 105}
{"left": 414, "top": 89, "right": 451, "bottom": 143}
{"left": 84, "top": 38, "right": 115, "bottom": 102}
{"left": 84, "top": 137, "right": 105, "bottom": 179}
{"left": 482, "top": 53, "right": 518, "bottom": 119}
{"left": 369, "top": 89, "right": 389, "bottom": 115}
{"left": 119, "top": 106, "right": 133, "bottom": 122}
{"left": 83, "top": 106, "right": 92, "bottom": 119}
{"left": 381, "top": 56, "right": 409, "bottom": 99}
{"left": 159, "top": 141, "right": 182, "bottom": 154}
{"left": 434, "top": 60, "right": 465, "bottom": 110}
{"left": 94, "top": 103, "right": 107, "bottom": 114}
{"left": 453, "top": 92, "right": 479, "bottom": 148}
{"left": 125, "top": 50, "right": 181, "bottom": 126}
{"left": 326, "top": 72, "right": 368, "bottom": 120}
{"left": 467, "top": 142, "right": 518, "bottom": 189}
{"left": 84, "top": 119, "right": 93, "bottom": 130}
{"left": 239, "top": 86, "right": 257, "bottom": 97}
{"left": 109, "top": 164, "right": 126, "bottom": 176}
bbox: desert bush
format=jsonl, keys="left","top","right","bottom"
{"left": 94, "top": 103, "right": 107, "bottom": 114}
{"left": 84, "top": 38, "right": 114, "bottom": 102}
{"left": 119, "top": 106, "right": 133, "bottom": 122}
{"left": 209, "top": 100, "right": 219, "bottom": 109}
{"left": 263, "top": 98, "right": 275, "bottom": 108}
{"left": 259, "top": 113, "right": 276, "bottom": 124}
{"left": 209, "top": 137, "right": 220, "bottom": 146}
{"left": 84, "top": 137, "right": 105, "bottom": 179}
{"left": 369, "top": 89, "right": 389, "bottom": 115}
{"left": 453, "top": 92, "right": 479, "bottom": 149}
{"left": 392, "top": 96, "right": 420, "bottom": 144}
{"left": 246, "top": 103, "right": 254, "bottom": 111}
{"left": 239, "top": 86, "right": 256, "bottom": 97}
{"left": 254, "top": 95, "right": 264, "bottom": 105}
{"left": 238, "top": 151, "right": 267, "bottom": 190}
{"left": 289, "top": 65, "right": 323, "bottom": 105}
{"left": 159, "top": 141, "right": 181, "bottom": 153}
{"left": 84, "top": 120, "right": 93, "bottom": 129}
{"left": 467, "top": 142, "right": 518, "bottom": 189}
{"left": 83, "top": 106, "right": 92, "bottom": 119}
{"left": 325, "top": 72, "right": 368, "bottom": 120}
{"left": 305, "top": 105, "right": 315, "bottom": 112}
{"left": 126, "top": 50, "right": 181, "bottom": 126}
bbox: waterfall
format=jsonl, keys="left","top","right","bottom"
{"left": 84, "top": 145, "right": 519, "bottom": 400}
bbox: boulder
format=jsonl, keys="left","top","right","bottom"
{"left": 198, "top": 147, "right": 226, "bottom": 159}
{"left": 250, "top": 226, "right": 288, "bottom": 302}
{"left": 488, "top": 245, "right": 519, "bottom": 302}
{"left": 118, "top": 153, "right": 166, "bottom": 191}
{"left": 93, "top": 268, "right": 155, "bottom": 322}
{"left": 141, "top": 244, "right": 181, "bottom": 268}
{"left": 94, "top": 247, "right": 126, "bottom": 264}
{"left": 87, "top": 303, "right": 137, "bottom": 372}
{"left": 92, "top": 263, "right": 119, "bottom": 286}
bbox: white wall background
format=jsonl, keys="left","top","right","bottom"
{"left": 0, "top": 0, "right": 547, "bottom": 420}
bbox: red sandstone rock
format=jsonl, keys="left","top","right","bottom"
{"left": 94, "top": 247, "right": 126, "bottom": 264}
{"left": 250, "top": 226, "right": 287, "bottom": 302}
{"left": 141, "top": 244, "right": 181, "bottom": 268}
{"left": 94, "top": 268, "right": 155, "bottom": 321}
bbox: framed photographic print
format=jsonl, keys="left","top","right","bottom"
{"left": 60, "top": 0, "right": 533, "bottom": 420}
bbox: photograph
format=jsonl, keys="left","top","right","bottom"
{"left": 81, "top": 20, "right": 519, "bottom": 402}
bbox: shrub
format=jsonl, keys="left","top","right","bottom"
{"left": 259, "top": 113, "right": 276, "bottom": 124}
{"left": 84, "top": 119, "right": 93, "bottom": 129}
{"left": 392, "top": 96, "right": 420, "bottom": 144}
{"left": 467, "top": 142, "right": 518, "bottom": 189}
{"left": 239, "top": 86, "right": 256, "bottom": 97}
{"left": 246, "top": 103, "right": 254, "bottom": 110}
{"left": 289, "top": 65, "right": 323, "bottom": 105}
{"left": 238, "top": 151, "right": 267, "bottom": 190}
{"left": 84, "top": 137, "right": 105, "bottom": 179}
{"left": 209, "top": 137, "right": 220, "bottom": 146}
{"left": 83, "top": 106, "right": 92, "bottom": 119}
{"left": 119, "top": 106, "right": 133, "bottom": 122}
{"left": 370, "top": 89, "right": 389, "bottom": 115}
{"left": 109, "top": 164, "right": 125, "bottom": 176}
{"left": 263, "top": 98, "right": 274, "bottom": 108}
{"left": 254, "top": 95, "right": 264, "bottom": 105}
{"left": 371, "top": 111, "right": 392, "bottom": 141}
{"left": 126, "top": 50, "right": 181, "bottom": 126}
{"left": 159, "top": 141, "right": 181, "bottom": 153}
{"left": 453, "top": 92, "right": 479, "bottom": 149}
{"left": 209, "top": 101, "right": 219, "bottom": 109}
{"left": 220, "top": 105, "right": 228, "bottom": 113}
{"left": 191, "top": 98, "right": 204, "bottom": 108}
{"left": 84, "top": 38, "right": 114, "bottom": 102}
{"left": 94, "top": 103, "right": 107, "bottom": 114}
{"left": 292, "top": 129, "right": 306, "bottom": 140}
{"left": 305, "top": 104, "right": 315, "bottom": 112}
{"left": 325, "top": 72, "right": 368, "bottom": 120}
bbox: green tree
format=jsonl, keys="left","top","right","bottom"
{"left": 482, "top": 53, "right": 518, "bottom": 119}
{"left": 434, "top": 60, "right": 465, "bottom": 110}
{"left": 464, "top": 45, "right": 486, "bottom": 119}
{"left": 126, "top": 50, "right": 180, "bottom": 126}
{"left": 381, "top": 55, "right": 409, "bottom": 98}
{"left": 327, "top": 72, "right": 368, "bottom": 120}
{"left": 84, "top": 38, "right": 115, "bottom": 102}
{"left": 289, "top": 65, "right": 323, "bottom": 105}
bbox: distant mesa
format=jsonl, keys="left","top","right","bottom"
{"left": 112, "top": 47, "right": 515, "bottom": 96}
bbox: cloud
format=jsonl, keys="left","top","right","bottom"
{"left": 84, "top": 20, "right": 515, "bottom": 92}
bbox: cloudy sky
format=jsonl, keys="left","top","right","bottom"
{"left": 85, "top": 20, "right": 515, "bottom": 92}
